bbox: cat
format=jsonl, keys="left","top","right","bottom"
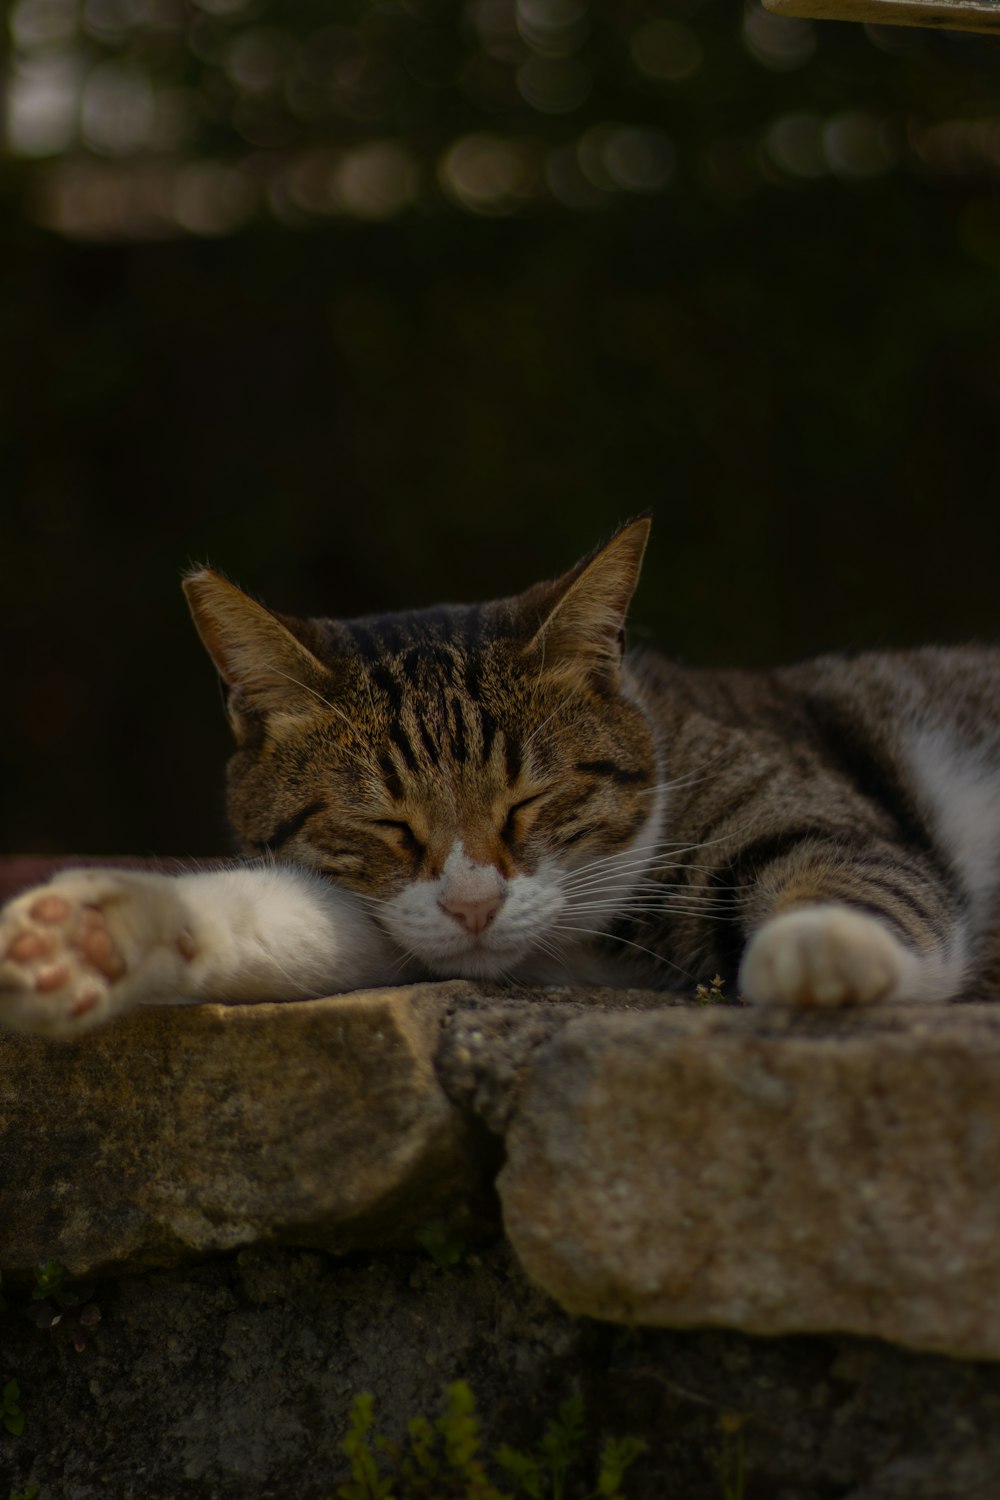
{"left": 2, "top": 514, "right": 1000, "bottom": 1039}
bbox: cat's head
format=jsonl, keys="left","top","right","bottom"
{"left": 183, "top": 518, "right": 659, "bottom": 981}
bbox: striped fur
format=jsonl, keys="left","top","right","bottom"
{"left": 180, "top": 518, "right": 1000, "bottom": 1005}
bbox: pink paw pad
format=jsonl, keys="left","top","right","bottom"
{"left": 176, "top": 929, "right": 197, "bottom": 962}
{"left": 8, "top": 931, "right": 54, "bottom": 963}
{"left": 3, "top": 888, "right": 127, "bottom": 1001}
{"left": 72, "top": 911, "right": 125, "bottom": 981}
{"left": 30, "top": 895, "right": 71, "bottom": 924}
{"left": 35, "top": 965, "right": 71, "bottom": 993}
{"left": 0, "top": 876, "right": 139, "bottom": 1037}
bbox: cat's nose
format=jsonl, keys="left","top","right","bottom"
{"left": 439, "top": 892, "right": 504, "bottom": 935}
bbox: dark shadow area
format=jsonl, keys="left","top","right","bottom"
{"left": 0, "top": 0, "right": 998, "bottom": 856}
{"left": 4, "top": 1243, "right": 1000, "bottom": 1500}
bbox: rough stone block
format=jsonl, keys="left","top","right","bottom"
{"left": 498, "top": 1003, "right": 1000, "bottom": 1360}
{"left": 0, "top": 983, "right": 495, "bottom": 1277}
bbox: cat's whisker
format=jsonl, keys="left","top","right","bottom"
{"left": 559, "top": 850, "right": 685, "bottom": 886}
{"left": 531, "top": 626, "right": 548, "bottom": 703}
{"left": 260, "top": 659, "right": 338, "bottom": 711}
{"left": 566, "top": 834, "right": 701, "bottom": 862}
{"left": 349, "top": 894, "right": 387, "bottom": 913}
{"left": 522, "top": 699, "right": 566, "bottom": 754}
{"left": 549, "top": 923, "right": 697, "bottom": 983}
{"left": 563, "top": 891, "right": 737, "bottom": 914}
{"left": 561, "top": 863, "right": 696, "bottom": 892}
{"left": 662, "top": 813, "right": 769, "bottom": 857}
{"left": 634, "top": 746, "right": 732, "bottom": 797}
{"left": 659, "top": 867, "right": 754, "bottom": 886}
{"left": 333, "top": 883, "right": 383, "bottom": 903}
{"left": 262, "top": 660, "right": 376, "bottom": 776}
{"left": 569, "top": 821, "right": 763, "bottom": 874}
{"left": 563, "top": 903, "right": 736, "bottom": 925}
{"left": 561, "top": 838, "right": 712, "bottom": 876}
{"left": 527, "top": 936, "right": 575, "bottom": 972}
{"left": 308, "top": 873, "right": 386, "bottom": 910}
{"left": 563, "top": 874, "right": 740, "bottom": 901}
{"left": 258, "top": 943, "right": 329, "bottom": 996}
{"left": 559, "top": 854, "right": 705, "bottom": 891}
{"left": 660, "top": 816, "right": 769, "bottom": 865}
{"left": 566, "top": 904, "right": 738, "bottom": 924}
{"left": 525, "top": 928, "right": 586, "bottom": 974}
{"left": 562, "top": 864, "right": 747, "bottom": 892}
{"left": 387, "top": 945, "right": 418, "bottom": 980}
{"left": 564, "top": 876, "right": 740, "bottom": 904}
{"left": 559, "top": 819, "right": 766, "bottom": 889}
{"left": 621, "top": 876, "right": 743, "bottom": 895}
{"left": 636, "top": 772, "right": 719, "bottom": 797}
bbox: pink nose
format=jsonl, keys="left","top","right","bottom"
{"left": 439, "top": 893, "right": 504, "bottom": 935}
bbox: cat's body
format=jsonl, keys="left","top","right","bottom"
{"left": 631, "top": 644, "right": 1000, "bottom": 998}
{"left": 3, "top": 517, "right": 1000, "bottom": 1038}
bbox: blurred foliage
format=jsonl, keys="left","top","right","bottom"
{"left": 0, "top": 0, "right": 999, "bottom": 853}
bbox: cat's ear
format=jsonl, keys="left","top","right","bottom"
{"left": 521, "top": 515, "right": 651, "bottom": 686}
{"left": 183, "top": 569, "right": 333, "bottom": 734}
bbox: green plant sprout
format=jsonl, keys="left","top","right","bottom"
{"left": 2, "top": 1380, "right": 25, "bottom": 1438}
{"left": 334, "top": 1382, "right": 645, "bottom": 1500}
{"left": 415, "top": 1221, "right": 468, "bottom": 1270}
{"left": 497, "top": 1391, "right": 584, "bottom": 1500}
{"left": 17, "top": 1261, "right": 102, "bottom": 1350}
{"left": 31, "top": 1263, "right": 65, "bottom": 1300}
{"left": 694, "top": 974, "right": 727, "bottom": 1005}
{"left": 716, "top": 1412, "right": 747, "bottom": 1500}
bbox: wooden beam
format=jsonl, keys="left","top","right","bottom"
{"left": 763, "top": 0, "right": 1000, "bottom": 33}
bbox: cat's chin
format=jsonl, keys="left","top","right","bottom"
{"left": 421, "top": 943, "right": 533, "bottom": 981}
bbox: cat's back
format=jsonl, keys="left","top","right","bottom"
{"left": 779, "top": 643, "right": 1000, "bottom": 744}
{"left": 628, "top": 642, "right": 1000, "bottom": 756}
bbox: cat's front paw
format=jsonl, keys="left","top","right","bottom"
{"left": 0, "top": 870, "right": 194, "bottom": 1038}
{"left": 0, "top": 878, "right": 133, "bottom": 1037}
{"left": 739, "top": 905, "right": 907, "bottom": 1008}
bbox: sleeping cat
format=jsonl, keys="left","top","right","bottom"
{"left": 2, "top": 514, "right": 999, "bottom": 1039}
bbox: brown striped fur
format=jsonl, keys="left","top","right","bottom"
{"left": 185, "top": 524, "right": 654, "bottom": 905}
{"left": 183, "top": 518, "right": 1000, "bottom": 1002}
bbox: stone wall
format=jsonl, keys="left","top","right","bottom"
{"left": 3, "top": 985, "right": 1000, "bottom": 1497}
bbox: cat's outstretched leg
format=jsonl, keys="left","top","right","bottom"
{"left": 736, "top": 838, "right": 970, "bottom": 1007}
{"left": 0, "top": 865, "right": 398, "bottom": 1039}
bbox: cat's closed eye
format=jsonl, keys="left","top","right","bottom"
{"left": 373, "top": 818, "right": 424, "bottom": 857}
{"left": 501, "top": 793, "right": 545, "bottom": 845}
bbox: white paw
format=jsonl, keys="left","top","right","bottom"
{"left": 0, "top": 871, "right": 194, "bottom": 1038}
{"left": 739, "top": 905, "right": 909, "bottom": 1008}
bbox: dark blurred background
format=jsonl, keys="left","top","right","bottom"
{"left": 1, "top": 0, "right": 999, "bottom": 855}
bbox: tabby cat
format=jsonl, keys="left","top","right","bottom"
{"left": 2, "top": 516, "right": 999, "bottom": 1038}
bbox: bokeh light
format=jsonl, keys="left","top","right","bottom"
{"left": 3, "top": 0, "right": 998, "bottom": 233}
{"left": 765, "top": 112, "right": 827, "bottom": 178}
{"left": 631, "top": 19, "right": 704, "bottom": 83}
{"left": 742, "top": 1, "right": 816, "bottom": 69}
{"left": 439, "top": 131, "right": 542, "bottom": 212}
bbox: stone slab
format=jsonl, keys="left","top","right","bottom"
{"left": 764, "top": 0, "right": 1000, "bottom": 34}
{"left": 7, "top": 978, "right": 1000, "bottom": 1364}
{"left": 498, "top": 1003, "right": 1000, "bottom": 1360}
{"left": 0, "top": 983, "right": 495, "bottom": 1277}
